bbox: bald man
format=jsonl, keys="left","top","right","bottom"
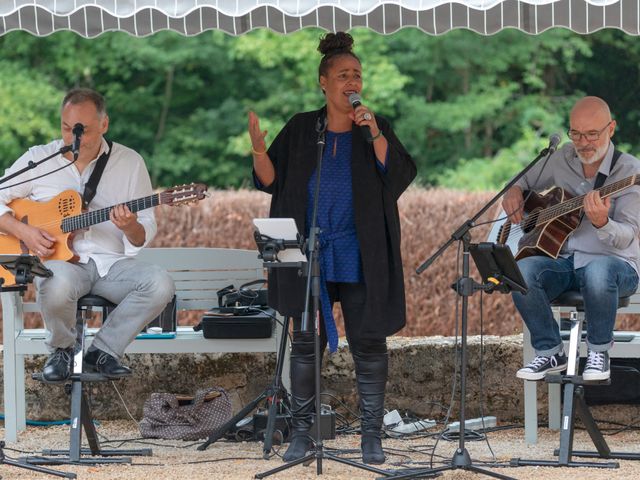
{"left": 502, "top": 96, "right": 640, "bottom": 382}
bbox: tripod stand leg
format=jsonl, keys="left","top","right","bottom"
{"left": 1, "top": 457, "right": 77, "bottom": 479}
{"left": 0, "top": 442, "right": 76, "bottom": 479}
{"left": 261, "top": 392, "right": 283, "bottom": 458}
{"left": 261, "top": 316, "right": 291, "bottom": 458}
{"left": 574, "top": 386, "right": 610, "bottom": 457}
{"left": 197, "top": 391, "right": 267, "bottom": 450}
{"left": 199, "top": 317, "right": 292, "bottom": 452}
{"left": 254, "top": 452, "right": 315, "bottom": 479}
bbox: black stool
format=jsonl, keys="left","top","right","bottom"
{"left": 27, "top": 294, "right": 152, "bottom": 466}
{"left": 512, "top": 291, "right": 640, "bottom": 469}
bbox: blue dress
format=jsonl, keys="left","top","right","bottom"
{"left": 305, "top": 131, "right": 363, "bottom": 352}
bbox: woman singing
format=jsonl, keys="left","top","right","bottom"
{"left": 249, "top": 32, "right": 416, "bottom": 464}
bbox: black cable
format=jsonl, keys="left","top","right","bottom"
{"left": 180, "top": 456, "right": 265, "bottom": 465}
{"left": 0, "top": 445, "right": 42, "bottom": 455}
{"left": 0, "top": 153, "right": 78, "bottom": 191}
{"left": 438, "top": 429, "right": 486, "bottom": 442}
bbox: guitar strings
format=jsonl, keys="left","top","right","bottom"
{"left": 510, "top": 175, "right": 636, "bottom": 234}
{"left": 14, "top": 195, "right": 165, "bottom": 235}
{"left": 10, "top": 188, "right": 199, "bottom": 241}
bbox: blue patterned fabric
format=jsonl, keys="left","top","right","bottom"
{"left": 306, "top": 131, "right": 363, "bottom": 352}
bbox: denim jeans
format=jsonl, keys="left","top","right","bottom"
{"left": 512, "top": 255, "right": 638, "bottom": 356}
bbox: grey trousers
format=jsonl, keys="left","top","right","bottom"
{"left": 35, "top": 258, "right": 176, "bottom": 358}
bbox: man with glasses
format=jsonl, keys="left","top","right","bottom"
{"left": 502, "top": 96, "right": 640, "bottom": 381}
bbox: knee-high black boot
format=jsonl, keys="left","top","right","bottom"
{"left": 353, "top": 349, "right": 388, "bottom": 465}
{"left": 282, "top": 332, "right": 316, "bottom": 462}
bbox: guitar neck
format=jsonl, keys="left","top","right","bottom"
{"left": 61, "top": 194, "right": 161, "bottom": 233}
{"left": 537, "top": 174, "right": 638, "bottom": 224}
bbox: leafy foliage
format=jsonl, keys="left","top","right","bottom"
{"left": 0, "top": 28, "right": 637, "bottom": 190}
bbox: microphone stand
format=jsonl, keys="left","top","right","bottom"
{"left": 386, "top": 142, "right": 557, "bottom": 480}
{"left": 416, "top": 141, "right": 556, "bottom": 275}
{"left": 255, "top": 115, "right": 392, "bottom": 479}
{"left": 0, "top": 145, "right": 72, "bottom": 187}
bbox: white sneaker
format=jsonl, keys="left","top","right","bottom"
{"left": 582, "top": 350, "right": 610, "bottom": 381}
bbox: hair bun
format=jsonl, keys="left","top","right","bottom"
{"left": 318, "top": 32, "right": 354, "bottom": 56}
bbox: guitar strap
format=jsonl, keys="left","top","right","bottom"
{"left": 593, "top": 149, "right": 622, "bottom": 190}
{"left": 82, "top": 140, "right": 113, "bottom": 209}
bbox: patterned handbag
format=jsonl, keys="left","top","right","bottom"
{"left": 139, "top": 387, "right": 232, "bottom": 440}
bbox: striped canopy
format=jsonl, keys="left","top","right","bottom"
{"left": 1, "top": 0, "right": 639, "bottom": 37}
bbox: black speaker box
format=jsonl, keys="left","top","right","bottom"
{"left": 200, "top": 307, "right": 274, "bottom": 339}
{"left": 582, "top": 358, "right": 640, "bottom": 405}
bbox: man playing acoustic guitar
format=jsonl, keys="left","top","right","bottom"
{"left": 0, "top": 88, "right": 175, "bottom": 382}
{"left": 502, "top": 96, "right": 640, "bottom": 382}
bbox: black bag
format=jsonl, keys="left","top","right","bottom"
{"left": 217, "top": 279, "right": 267, "bottom": 308}
{"left": 139, "top": 387, "right": 232, "bottom": 440}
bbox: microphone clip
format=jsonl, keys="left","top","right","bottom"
{"left": 71, "top": 123, "right": 84, "bottom": 161}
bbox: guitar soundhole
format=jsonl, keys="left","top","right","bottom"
{"left": 58, "top": 197, "right": 77, "bottom": 217}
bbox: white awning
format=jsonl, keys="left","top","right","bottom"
{"left": 1, "top": 0, "right": 638, "bottom": 37}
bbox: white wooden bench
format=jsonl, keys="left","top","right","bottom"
{"left": 1, "top": 247, "right": 289, "bottom": 442}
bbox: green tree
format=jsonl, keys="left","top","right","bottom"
{"left": 0, "top": 61, "right": 60, "bottom": 168}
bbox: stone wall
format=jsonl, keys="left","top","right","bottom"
{"left": 2, "top": 334, "right": 639, "bottom": 426}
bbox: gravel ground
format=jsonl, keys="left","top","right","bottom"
{"left": 3, "top": 420, "right": 640, "bottom": 479}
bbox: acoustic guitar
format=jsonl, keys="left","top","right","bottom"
{"left": 0, "top": 183, "right": 208, "bottom": 284}
{"left": 497, "top": 174, "right": 640, "bottom": 260}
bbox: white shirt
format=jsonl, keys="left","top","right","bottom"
{"left": 0, "top": 138, "right": 157, "bottom": 276}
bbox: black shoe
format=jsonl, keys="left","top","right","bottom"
{"left": 516, "top": 351, "right": 568, "bottom": 381}
{"left": 361, "top": 434, "right": 385, "bottom": 464}
{"left": 42, "top": 348, "right": 74, "bottom": 383}
{"left": 84, "top": 349, "right": 132, "bottom": 378}
{"left": 282, "top": 434, "right": 312, "bottom": 462}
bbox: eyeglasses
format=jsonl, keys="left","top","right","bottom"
{"left": 567, "top": 121, "right": 612, "bottom": 142}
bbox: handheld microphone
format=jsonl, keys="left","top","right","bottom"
{"left": 71, "top": 123, "right": 84, "bottom": 161}
{"left": 548, "top": 133, "right": 561, "bottom": 154}
{"left": 347, "top": 93, "right": 373, "bottom": 142}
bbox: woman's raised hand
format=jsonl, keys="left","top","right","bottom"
{"left": 248, "top": 111, "right": 268, "bottom": 155}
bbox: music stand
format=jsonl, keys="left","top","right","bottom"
{"left": 197, "top": 224, "right": 304, "bottom": 458}
{"left": 469, "top": 242, "right": 527, "bottom": 295}
{"left": 384, "top": 240, "right": 526, "bottom": 480}
{"left": 0, "top": 255, "right": 76, "bottom": 479}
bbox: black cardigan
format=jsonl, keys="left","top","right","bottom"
{"left": 256, "top": 108, "right": 417, "bottom": 338}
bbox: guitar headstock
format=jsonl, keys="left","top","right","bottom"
{"left": 161, "top": 183, "right": 209, "bottom": 206}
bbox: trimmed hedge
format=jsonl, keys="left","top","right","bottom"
{"left": 7, "top": 188, "right": 640, "bottom": 340}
